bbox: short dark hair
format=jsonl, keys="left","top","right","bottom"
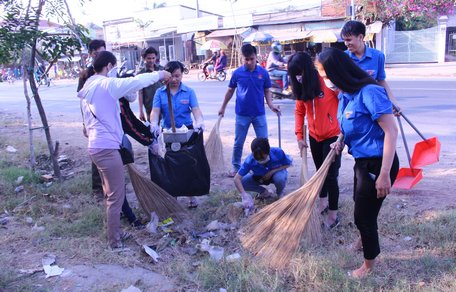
{"left": 251, "top": 137, "right": 270, "bottom": 160}
{"left": 287, "top": 52, "right": 321, "bottom": 101}
{"left": 92, "top": 51, "right": 117, "bottom": 73}
{"left": 142, "top": 47, "right": 158, "bottom": 59}
{"left": 164, "top": 61, "right": 184, "bottom": 74}
{"left": 316, "top": 48, "right": 376, "bottom": 93}
{"left": 88, "top": 39, "right": 106, "bottom": 53}
{"left": 241, "top": 43, "right": 257, "bottom": 57}
{"left": 341, "top": 20, "right": 366, "bottom": 38}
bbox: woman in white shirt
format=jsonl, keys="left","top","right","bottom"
{"left": 78, "top": 51, "right": 170, "bottom": 249}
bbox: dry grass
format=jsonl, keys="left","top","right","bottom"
{"left": 1, "top": 115, "right": 456, "bottom": 291}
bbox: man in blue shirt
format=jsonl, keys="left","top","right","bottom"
{"left": 234, "top": 137, "right": 292, "bottom": 210}
{"left": 341, "top": 20, "right": 400, "bottom": 108}
{"left": 218, "top": 44, "right": 280, "bottom": 177}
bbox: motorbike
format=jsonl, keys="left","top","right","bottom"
{"left": 269, "top": 73, "right": 293, "bottom": 99}
{"left": 183, "top": 63, "right": 189, "bottom": 74}
{"left": 197, "top": 62, "right": 226, "bottom": 82}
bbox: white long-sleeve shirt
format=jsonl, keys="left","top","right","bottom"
{"left": 78, "top": 72, "right": 163, "bottom": 153}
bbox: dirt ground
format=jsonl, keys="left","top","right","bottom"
{"left": 1, "top": 99, "right": 456, "bottom": 291}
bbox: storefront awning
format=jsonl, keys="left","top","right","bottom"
{"left": 206, "top": 27, "right": 251, "bottom": 38}
{"left": 308, "top": 29, "right": 342, "bottom": 43}
{"left": 143, "top": 27, "right": 177, "bottom": 40}
{"left": 274, "top": 30, "right": 312, "bottom": 42}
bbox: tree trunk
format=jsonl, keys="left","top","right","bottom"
{"left": 28, "top": 1, "right": 62, "bottom": 179}
{"left": 22, "top": 52, "right": 36, "bottom": 169}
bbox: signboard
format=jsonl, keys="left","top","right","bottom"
{"left": 177, "top": 16, "right": 219, "bottom": 33}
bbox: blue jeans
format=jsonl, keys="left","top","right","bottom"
{"left": 270, "top": 69, "right": 289, "bottom": 89}
{"left": 241, "top": 169, "right": 288, "bottom": 196}
{"left": 232, "top": 114, "right": 268, "bottom": 171}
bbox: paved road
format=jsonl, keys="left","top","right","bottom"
{"left": 0, "top": 77, "right": 455, "bottom": 145}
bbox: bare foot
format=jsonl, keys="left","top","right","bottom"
{"left": 351, "top": 265, "right": 371, "bottom": 279}
{"left": 349, "top": 259, "right": 375, "bottom": 279}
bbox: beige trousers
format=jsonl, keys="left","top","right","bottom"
{"left": 90, "top": 149, "right": 125, "bottom": 248}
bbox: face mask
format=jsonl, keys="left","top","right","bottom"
{"left": 256, "top": 155, "right": 270, "bottom": 165}
{"left": 107, "top": 66, "right": 118, "bottom": 78}
{"left": 323, "top": 79, "right": 337, "bottom": 91}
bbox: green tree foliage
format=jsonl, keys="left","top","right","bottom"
{"left": 337, "top": 0, "right": 454, "bottom": 30}
{"left": 0, "top": 0, "right": 88, "bottom": 178}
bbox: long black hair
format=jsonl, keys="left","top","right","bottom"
{"left": 287, "top": 52, "right": 321, "bottom": 101}
{"left": 77, "top": 51, "right": 116, "bottom": 91}
{"left": 317, "top": 48, "right": 376, "bottom": 93}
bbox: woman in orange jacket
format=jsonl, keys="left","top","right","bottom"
{"left": 288, "top": 52, "right": 341, "bottom": 229}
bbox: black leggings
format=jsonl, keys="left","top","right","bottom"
{"left": 353, "top": 154, "right": 399, "bottom": 260}
{"left": 309, "top": 135, "right": 341, "bottom": 211}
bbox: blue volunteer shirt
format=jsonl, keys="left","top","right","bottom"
{"left": 153, "top": 83, "right": 199, "bottom": 129}
{"left": 346, "top": 47, "right": 386, "bottom": 81}
{"left": 338, "top": 84, "right": 392, "bottom": 159}
{"left": 238, "top": 147, "right": 292, "bottom": 177}
{"left": 229, "top": 64, "right": 272, "bottom": 116}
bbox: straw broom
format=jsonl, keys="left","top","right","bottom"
{"left": 126, "top": 164, "right": 188, "bottom": 221}
{"left": 240, "top": 135, "right": 342, "bottom": 268}
{"left": 204, "top": 115, "right": 225, "bottom": 173}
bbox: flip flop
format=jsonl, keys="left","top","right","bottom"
{"left": 188, "top": 200, "right": 198, "bottom": 209}
{"left": 322, "top": 217, "right": 340, "bottom": 230}
{"left": 320, "top": 206, "right": 329, "bottom": 215}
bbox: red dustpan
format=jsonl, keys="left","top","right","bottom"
{"left": 393, "top": 116, "right": 423, "bottom": 190}
{"left": 411, "top": 136, "right": 441, "bottom": 168}
{"left": 398, "top": 111, "right": 441, "bottom": 168}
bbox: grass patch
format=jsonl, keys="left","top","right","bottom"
{"left": 47, "top": 205, "right": 103, "bottom": 238}
{"left": 197, "top": 258, "right": 285, "bottom": 291}
{"left": 0, "top": 166, "right": 38, "bottom": 185}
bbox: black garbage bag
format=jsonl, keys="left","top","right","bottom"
{"left": 148, "top": 131, "right": 210, "bottom": 197}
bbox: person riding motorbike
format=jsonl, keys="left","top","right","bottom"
{"left": 203, "top": 51, "right": 218, "bottom": 77}
{"left": 215, "top": 50, "right": 227, "bottom": 73}
{"left": 266, "top": 42, "right": 290, "bottom": 94}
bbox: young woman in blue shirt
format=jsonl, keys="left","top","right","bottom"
{"left": 315, "top": 48, "right": 399, "bottom": 279}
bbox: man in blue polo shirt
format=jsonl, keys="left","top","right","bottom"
{"left": 341, "top": 20, "right": 400, "bottom": 108}
{"left": 218, "top": 44, "right": 280, "bottom": 177}
{"left": 234, "top": 137, "right": 292, "bottom": 210}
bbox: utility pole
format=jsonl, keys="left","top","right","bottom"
{"left": 351, "top": 0, "right": 355, "bottom": 20}
{"left": 196, "top": 0, "right": 200, "bottom": 18}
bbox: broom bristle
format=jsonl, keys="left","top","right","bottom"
{"left": 127, "top": 164, "right": 188, "bottom": 221}
{"left": 205, "top": 116, "right": 225, "bottom": 173}
{"left": 240, "top": 148, "right": 337, "bottom": 268}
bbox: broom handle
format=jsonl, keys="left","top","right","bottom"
{"left": 396, "top": 115, "right": 412, "bottom": 168}
{"left": 392, "top": 104, "right": 426, "bottom": 141}
{"left": 216, "top": 115, "right": 222, "bottom": 136}
{"left": 277, "top": 107, "right": 281, "bottom": 148}
{"left": 166, "top": 85, "right": 176, "bottom": 133}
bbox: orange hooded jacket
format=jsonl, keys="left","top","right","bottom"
{"left": 294, "top": 75, "right": 340, "bottom": 142}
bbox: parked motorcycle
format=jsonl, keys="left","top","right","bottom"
{"left": 197, "top": 62, "right": 226, "bottom": 82}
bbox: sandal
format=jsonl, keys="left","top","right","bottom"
{"left": 320, "top": 206, "right": 329, "bottom": 215}
{"left": 256, "top": 190, "right": 273, "bottom": 200}
{"left": 120, "top": 231, "right": 132, "bottom": 241}
{"left": 188, "top": 199, "right": 198, "bottom": 209}
{"left": 323, "top": 217, "right": 340, "bottom": 230}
